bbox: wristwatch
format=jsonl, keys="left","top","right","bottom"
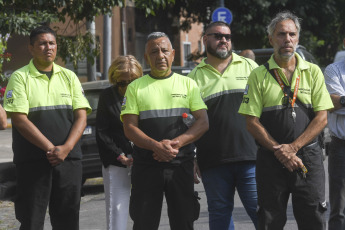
{"left": 340, "top": 96, "right": 345, "bottom": 107}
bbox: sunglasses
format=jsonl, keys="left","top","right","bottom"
{"left": 206, "top": 33, "right": 232, "bottom": 41}
{"left": 116, "top": 80, "right": 133, "bottom": 87}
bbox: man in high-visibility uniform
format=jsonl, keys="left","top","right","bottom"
{"left": 4, "top": 26, "right": 91, "bottom": 230}
{"left": 188, "top": 21, "right": 258, "bottom": 230}
{"left": 121, "top": 32, "right": 208, "bottom": 230}
{"left": 239, "top": 11, "right": 333, "bottom": 230}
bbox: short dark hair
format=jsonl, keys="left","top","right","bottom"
{"left": 204, "top": 21, "right": 231, "bottom": 35}
{"left": 29, "top": 26, "right": 56, "bottom": 45}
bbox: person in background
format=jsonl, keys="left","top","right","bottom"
{"left": 121, "top": 32, "right": 209, "bottom": 230}
{"left": 0, "top": 104, "right": 7, "bottom": 129}
{"left": 239, "top": 11, "right": 332, "bottom": 229}
{"left": 4, "top": 25, "right": 91, "bottom": 230}
{"left": 239, "top": 49, "right": 256, "bottom": 61}
{"left": 96, "top": 55, "right": 142, "bottom": 230}
{"left": 188, "top": 21, "right": 259, "bottom": 230}
{"left": 324, "top": 31, "right": 345, "bottom": 230}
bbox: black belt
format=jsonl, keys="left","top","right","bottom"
{"left": 331, "top": 136, "right": 345, "bottom": 144}
{"left": 297, "top": 141, "right": 319, "bottom": 155}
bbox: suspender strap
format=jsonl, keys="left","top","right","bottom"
{"left": 263, "top": 62, "right": 324, "bottom": 148}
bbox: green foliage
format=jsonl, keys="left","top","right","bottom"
{"left": 0, "top": 11, "right": 58, "bottom": 36}
{"left": 0, "top": 0, "right": 173, "bottom": 71}
{"left": 136, "top": 0, "right": 344, "bottom": 66}
{"left": 0, "top": 33, "right": 11, "bottom": 88}
{"left": 57, "top": 32, "right": 100, "bottom": 70}
{"left": 135, "top": 0, "right": 175, "bottom": 16}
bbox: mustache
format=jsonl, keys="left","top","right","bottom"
{"left": 281, "top": 45, "right": 294, "bottom": 49}
{"left": 217, "top": 42, "right": 228, "bottom": 47}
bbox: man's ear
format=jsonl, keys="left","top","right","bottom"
{"left": 202, "top": 35, "right": 207, "bottom": 47}
{"left": 172, "top": 49, "right": 175, "bottom": 62}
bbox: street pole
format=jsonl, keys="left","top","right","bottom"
{"left": 86, "top": 19, "right": 97, "bottom": 82}
{"left": 103, "top": 14, "right": 112, "bottom": 80}
{"left": 122, "top": 6, "right": 127, "bottom": 56}
{"left": 220, "top": 0, "right": 224, "bottom": 7}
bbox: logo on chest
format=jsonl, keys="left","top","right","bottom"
{"left": 171, "top": 93, "right": 187, "bottom": 99}
{"left": 61, "top": 93, "right": 71, "bottom": 98}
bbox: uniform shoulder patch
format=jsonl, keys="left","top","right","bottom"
{"left": 6, "top": 90, "right": 13, "bottom": 99}
{"left": 121, "top": 96, "right": 127, "bottom": 111}
{"left": 244, "top": 84, "right": 249, "bottom": 95}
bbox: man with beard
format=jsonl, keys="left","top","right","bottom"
{"left": 188, "top": 21, "right": 258, "bottom": 230}
{"left": 239, "top": 11, "right": 332, "bottom": 229}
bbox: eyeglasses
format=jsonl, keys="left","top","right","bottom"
{"left": 116, "top": 80, "right": 133, "bottom": 87}
{"left": 206, "top": 33, "right": 232, "bottom": 41}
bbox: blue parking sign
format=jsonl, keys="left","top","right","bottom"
{"left": 212, "top": 7, "right": 233, "bottom": 24}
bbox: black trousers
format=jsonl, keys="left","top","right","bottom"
{"left": 15, "top": 159, "right": 82, "bottom": 230}
{"left": 129, "top": 159, "right": 199, "bottom": 230}
{"left": 256, "top": 143, "right": 327, "bottom": 230}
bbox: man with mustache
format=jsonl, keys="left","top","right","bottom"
{"left": 121, "top": 32, "right": 208, "bottom": 230}
{"left": 4, "top": 25, "right": 91, "bottom": 229}
{"left": 188, "top": 21, "right": 258, "bottom": 229}
{"left": 239, "top": 11, "right": 333, "bottom": 229}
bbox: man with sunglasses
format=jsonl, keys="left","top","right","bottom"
{"left": 188, "top": 21, "right": 258, "bottom": 229}
{"left": 121, "top": 32, "right": 209, "bottom": 230}
{"left": 239, "top": 11, "right": 332, "bottom": 229}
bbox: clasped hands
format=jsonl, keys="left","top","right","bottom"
{"left": 152, "top": 139, "right": 180, "bottom": 162}
{"left": 273, "top": 144, "right": 304, "bottom": 172}
{"left": 46, "top": 145, "right": 69, "bottom": 167}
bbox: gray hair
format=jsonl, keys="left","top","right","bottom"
{"left": 145, "top": 32, "right": 173, "bottom": 51}
{"left": 267, "top": 11, "right": 301, "bottom": 37}
{"left": 146, "top": 32, "right": 170, "bottom": 43}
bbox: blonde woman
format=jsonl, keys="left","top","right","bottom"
{"left": 96, "top": 55, "right": 142, "bottom": 230}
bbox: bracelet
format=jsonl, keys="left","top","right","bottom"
{"left": 117, "top": 153, "right": 125, "bottom": 161}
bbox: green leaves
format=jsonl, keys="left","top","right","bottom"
{"left": 57, "top": 31, "right": 100, "bottom": 71}
{"left": 135, "top": 0, "right": 175, "bottom": 16}
{"left": 0, "top": 11, "right": 58, "bottom": 36}
{"left": 0, "top": 0, "right": 174, "bottom": 72}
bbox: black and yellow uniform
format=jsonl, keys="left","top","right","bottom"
{"left": 5, "top": 60, "right": 91, "bottom": 163}
{"left": 239, "top": 53, "right": 333, "bottom": 230}
{"left": 189, "top": 53, "right": 259, "bottom": 228}
{"left": 4, "top": 60, "right": 91, "bottom": 230}
{"left": 188, "top": 53, "right": 258, "bottom": 171}
{"left": 121, "top": 72, "right": 206, "bottom": 164}
{"left": 121, "top": 72, "right": 207, "bottom": 230}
